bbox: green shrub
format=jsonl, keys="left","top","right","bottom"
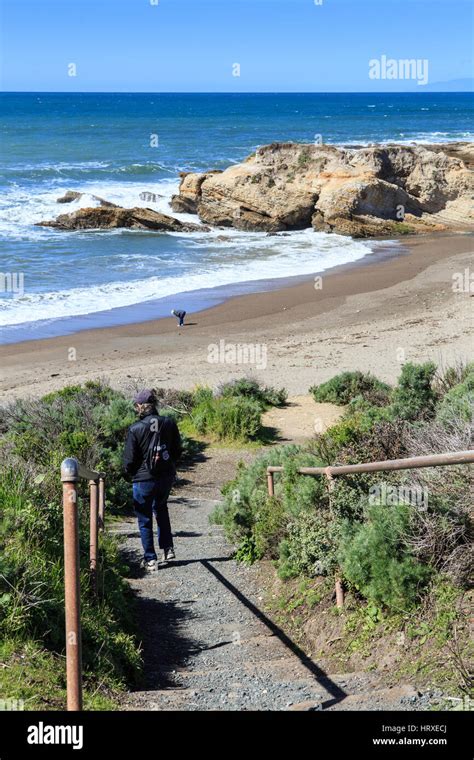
{"left": 214, "top": 445, "right": 329, "bottom": 568}
{"left": 278, "top": 510, "right": 336, "bottom": 580}
{"left": 191, "top": 385, "right": 214, "bottom": 407}
{"left": 310, "top": 371, "right": 390, "bottom": 407}
{"left": 297, "top": 147, "right": 311, "bottom": 168}
{"left": 309, "top": 404, "right": 394, "bottom": 464}
{"left": 433, "top": 361, "right": 474, "bottom": 397}
{"left": 154, "top": 387, "right": 195, "bottom": 416}
{"left": 234, "top": 495, "right": 288, "bottom": 564}
{"left": 216, "top": 360, "right": 472, "bottom": 620}
{"left": 93, "top": 397, "right": 136, "bottom": 438}
{"left": 339, "top": 503, "right": 432, "bottom": 610}
{"left": 390, "top": 361, "right": 437, "bottom": 421}
{"left": 216, "top": 377, "right": 287, "bottom": 408}
{"left": 0, "top": 465, "right": 141, "bottom": 701}
{"left": 190, "top": 395, "right": 262, "bottom": 442}
{"left": 436, "top": 367, "right": 474, "bottom": 425}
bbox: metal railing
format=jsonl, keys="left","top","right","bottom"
{"left": 267, "top": 449, "right": 474, "bottom": 609}
{"left": 60, "top": 458, "right": 106, "bottom": 712}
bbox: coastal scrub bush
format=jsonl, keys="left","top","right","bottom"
{"left": 219, "top": 361, "right": 473, "bottom": 618}
{"left": 309, "top": 371, "right": 391, "bottom": 407}
{"left": 433, "top": 361, "right": 473, "bottom": 396}
{"left": 154, "top": 387, "right": 195, "bottom": 416}
{"left": 390, "top": 361, "right": 437, "bottom": 421}
{"left": 188, "top": 378, "right": 287, "bottom": 442}
{"left": 308, "top": 404, "right": 397, "bottom": 465}
{"left": 401, "top": 414, "right": 473, "bottom": 588}
{"left": 213, "top": 445, "right": 328, "bottom": 567}
{"left": 278, "top": 510, "right": 337, "bottom": 580}
{"left": 190, "top": 395, "right": 262, "bottom": 442}
{"left": 216, "top": 377, "right": 287, "bottom": 408}
{"left": 435, "top": 366, "right": 474, "bottom": 425}
{"left": 339, "top": 503, "right": 432, "bottom": 611}
{"left": 0, "top": 462, "right": 142, "bottom": 707}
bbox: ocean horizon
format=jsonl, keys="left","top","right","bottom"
{"left": 1, "top": 91, "right": 473, "bottom": 343}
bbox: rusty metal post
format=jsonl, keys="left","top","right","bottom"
{"left": 98, "top": 475, "right": 105, "bottom": 531}
{"left": 60, "top": 458, "right": 83, "bottom": 711}
{"left": 325, "top": 468, "right": 345, "bottom": 609}
{"left": 267, "top": 470, "right": 274, "bottom": 497}
{"left": 335, "top": 577, "right": 344, "bottom": 608}
{"left": 89, "top": 479, "right": 99, "bottom": 595}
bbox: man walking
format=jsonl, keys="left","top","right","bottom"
{"left": 123, "top": 389, "right": 182, "bottom": 571}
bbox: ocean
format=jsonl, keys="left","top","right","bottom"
{"left": 0, "top": 92, "right": 472, "bottom": 343}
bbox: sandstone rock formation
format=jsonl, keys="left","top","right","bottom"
{"left": 56, "top": 190, "right": 83, "bottom": 203}
{"left": 171, "top": 170, "right": 222, "bottom": 214}
{"left": 56, "top": 191, "right": 118, "bottom": 208}
{"left": 171, "top": 142, "right": 474, "bottom": 237}
{"left": 37, "top": 206, "right": 207, "bottom": 232}
{"left": 47, "top": 143, "right": 473, "bottom": 238}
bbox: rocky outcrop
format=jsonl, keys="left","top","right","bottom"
{"left": 171, "top": 142, "right": 474, "bottom": 237}
{"left": 47, "top": 143, "right": 473, "bottom": 237}
{"left": 56, "top": 191, "right": 83, "bottom": 203}
{"left": 422, "top": 142, "right": 474, "bottom": 170}
{"left": 56, "top": 191, "right": 118, "bottom": 207}
{"left": 171, "top": 170, "right": 222, "bottom": 214}
{"left": 37, "top": 206, "right": 207, "bottom": 232}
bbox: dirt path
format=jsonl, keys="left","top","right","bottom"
{"left": 116, "top": 446, "right": 420, "bottom": 711}
{"left": 262, "top": 397, "right": 343, "bottom": 443}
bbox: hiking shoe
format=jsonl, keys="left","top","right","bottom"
{"left": 161, "top": 547, "right": 176, "bottom": 562}
{"left": 140, "top": 558, "right": 158, "bottom": 572}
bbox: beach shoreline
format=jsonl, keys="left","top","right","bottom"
{"left": 0, "top": 232, "right": 472, "bottom": 400}
{"left": 0, "top": 237, "right": 403, "bottom": 346}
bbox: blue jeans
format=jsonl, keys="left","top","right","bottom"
{"left": 132, "top": 476, "right": 175, "bottom": 561}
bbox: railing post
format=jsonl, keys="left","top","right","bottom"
{"left": 89, "top": 479, "right": 99, "bottom": 595}
{"left": 325, "top": 468, "right": 345, "bottom": 609}
{"left": 267, "top": 470, "right": 275, "bottom": 497}
{"left": 335, "top": 577, "right": 344, "bottom": 609}
{"left": 60, "top": 458, "right": 83, "bottom": 712}
{"left": 98, "top": 475, "right": 105, "bottom": 531}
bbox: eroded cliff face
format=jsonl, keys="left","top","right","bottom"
{"left": 171, "top": 142, "right": 474, "bottom": 237}
{"left": 38, "top": 143, "right": 473, "bottom": 237}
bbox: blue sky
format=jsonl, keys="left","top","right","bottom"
{"left": 1, "top": 0, "right": 472, "bottom": 92}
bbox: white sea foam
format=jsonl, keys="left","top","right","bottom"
{"left": 338, "top": 131, "right": 474, "bottom": 147}
{"left": 0, "top": 229, "right": 396, "bottom": 326}
{"left": 0, "top": 177, "right": 200, "bottom": 239}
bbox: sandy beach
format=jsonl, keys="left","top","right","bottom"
{"left": 0, "top": 232, "right": 472, "bottom": 401}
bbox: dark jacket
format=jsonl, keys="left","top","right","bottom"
{"left": 123, "top": 414, "right": 182, "bottom": 482}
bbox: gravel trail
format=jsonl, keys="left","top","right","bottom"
{"left": 116, "top": 447, "right": 420, "bottom": 711}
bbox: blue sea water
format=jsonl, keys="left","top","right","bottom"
{"left": 0, "top": 92, "right": 472, "bottom": 343}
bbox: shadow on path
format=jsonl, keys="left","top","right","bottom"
{"left": 201, "top": 558, "right": 347, "bottom": 709}
{"left": 133, "top": 596, "right": 199, "bottom": 691}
